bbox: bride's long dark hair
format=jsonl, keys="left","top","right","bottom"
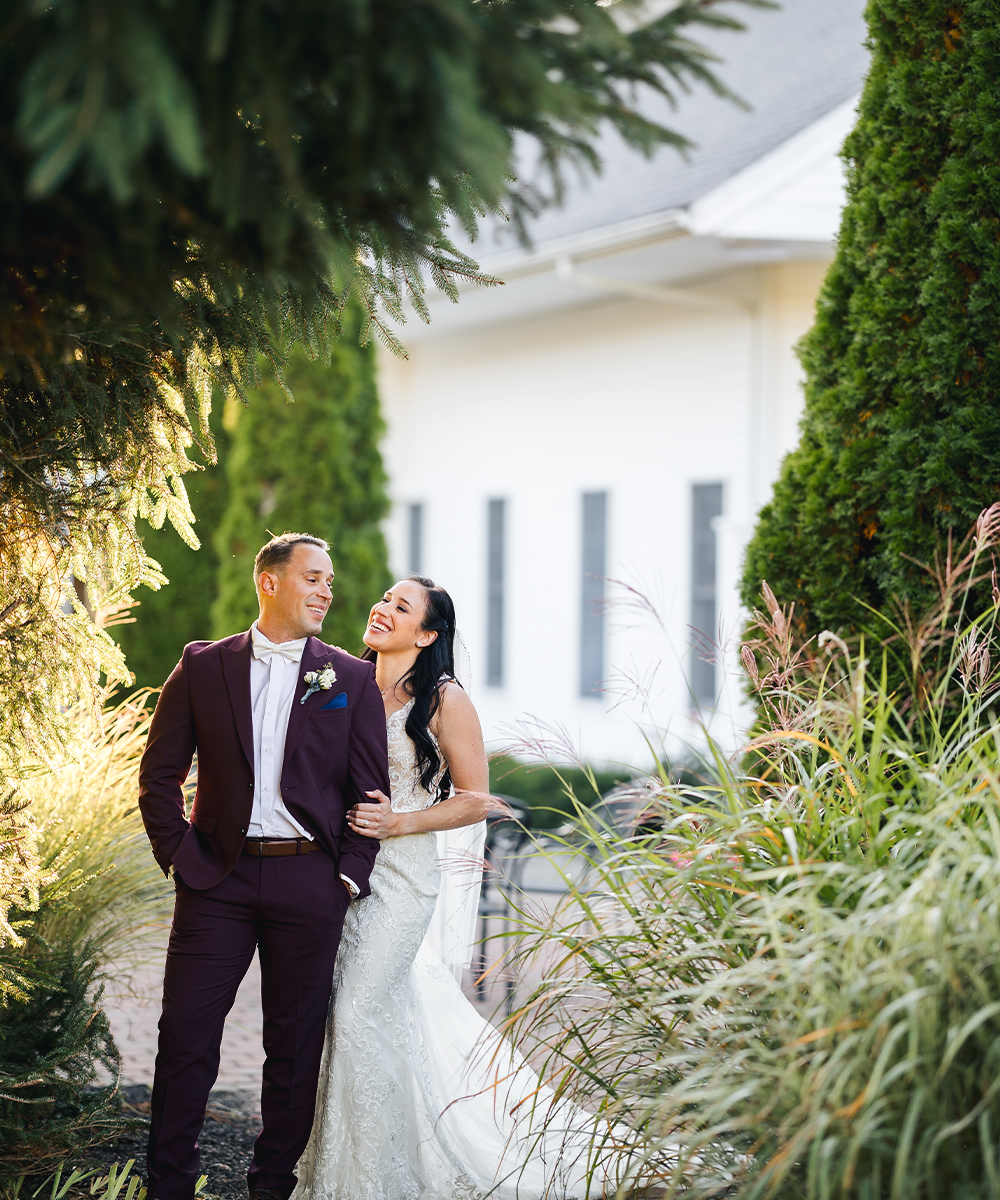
{"left": 361, "top": 575, "right": 458, "bottom": 801}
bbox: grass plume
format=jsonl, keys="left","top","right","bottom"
{"left": 502, "top": 507, "right": 1000, "bottom": 1198}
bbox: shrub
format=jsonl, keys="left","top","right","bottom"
{"left": 488, "top": 755, "right": 628, "bottom": 830}
{"left": 0, "top": 950, "right": 123, "bottom": 1180}
{"left": 212, "top": 336, "right": 391, "bottom": 648}
{"left": 112, "top": 400, "right": 230, "bottom": 693}
{"left": 0, "top": 698, "right": 171, "bottom": 1180}
{"left": 742, "top": 1, "right": 1000, "bottom": 647}
{"left": 513, "top": 795, "right": 1000, "bottom": 1198}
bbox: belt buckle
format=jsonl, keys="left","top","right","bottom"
{"left": 243, "top": 836, "right": 312, "bottom": 857}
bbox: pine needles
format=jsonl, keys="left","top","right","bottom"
{"left": 0, "top": 951, "right": 123, "bottom": 1179}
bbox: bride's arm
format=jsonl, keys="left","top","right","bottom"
{"left": 347, "top": 683, "right": 509, "bottom": 838}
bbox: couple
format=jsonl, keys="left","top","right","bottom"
{"left": 138, "top": 533, "right": 609, "bottom": 1200}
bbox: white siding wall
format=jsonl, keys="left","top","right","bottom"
{"left": 377, "top": 259, "right": 829, "bottom": 769}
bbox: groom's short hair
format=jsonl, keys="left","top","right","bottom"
{"left": 254, "top": 533, "right": 330, "bottom": 586}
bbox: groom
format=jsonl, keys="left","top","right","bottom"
{"left": 138, "top": 532, "right": 389, "bottom": 1200}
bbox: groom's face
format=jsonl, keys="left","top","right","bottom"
{"left": 259, "top": 544, "right": 334, "bottom": 639}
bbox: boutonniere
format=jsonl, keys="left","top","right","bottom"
{"left": 301, "top": 662, "right": 337, "bottom": 704}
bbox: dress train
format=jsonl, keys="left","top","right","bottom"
{"left": 294, "top": 701, "right": 620, "bottom": 1200}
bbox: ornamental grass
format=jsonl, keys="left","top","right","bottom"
{"left": 0, "top": 695, "right": 172, "bottom": 1181}
{"left": 504, "top": 508, "right": 1000, "bottom": 1198}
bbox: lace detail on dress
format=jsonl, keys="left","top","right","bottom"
{"left": 294, "top": 702, "right": 611, "bottom": 1200}
{"left": 293, "top": 701, "right": 485, "bottom": 1200}
{"left": 386, "top": 699, "right": 445, "bottom": 813}
{"left": 295, "top": 822, "right": 458, "bottom": 1200}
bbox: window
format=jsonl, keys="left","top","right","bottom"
{"left": 407, "top": 503, "right": 423, "bottom": 575}
{"left": 486, "top": 499, "right": 505, "bottom": 687}
{"left": 580, "top": 492, "right": 607, "bottom": 698}
{"left": 691, "top": 483, "right": 724, "bottom": 708}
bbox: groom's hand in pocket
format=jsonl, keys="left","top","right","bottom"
{"left": 348, "top": 790, "right": 405, "bottom": 838}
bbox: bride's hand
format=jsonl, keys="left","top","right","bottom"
{"left": 452, "top": 790, "right": 514, "bottom": 821}
{"left": 348, "top": 790, "right": 400, "bottom": 838}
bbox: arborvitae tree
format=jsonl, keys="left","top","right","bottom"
{"left": 741, "top": 3, "right": 1000, "bottom": 638}
{"left": 213, "top": 334, "right": 391, "bottom": 649}
{"left": 113, "top": 402, "right": 229, "bottom": 691}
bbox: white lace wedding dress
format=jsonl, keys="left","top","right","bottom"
{"left": 293, "top": 700, "right": 618, "bottom": 1200}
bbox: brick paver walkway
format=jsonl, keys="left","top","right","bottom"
{"left": 98, "top": 869, "right": 566, "bottom": 1091}
{"left": 99, "top": 932, "right": 267, "bottom": 1090}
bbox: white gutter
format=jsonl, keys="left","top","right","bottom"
{"left": 468, "top": 96, "right": 857, "bottom": 286}
{"left": 554, "top": 254, "right": 754, "bottom": 313}
{"left": 469, "top": 207, "right": 689, "bottom": 282}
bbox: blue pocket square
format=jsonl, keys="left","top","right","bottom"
{"left": 320, "top": 691, "right": 349, "bottom": 711}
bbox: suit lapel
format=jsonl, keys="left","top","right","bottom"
{"left": 282, "top": 638, "right": 326, "bottom": 771}
{"left": 222, "top": 632, "right": 254, "bottom": 770}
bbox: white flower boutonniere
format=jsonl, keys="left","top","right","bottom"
{"left": 301, "top": 662, "right": 337, "bottom": 704}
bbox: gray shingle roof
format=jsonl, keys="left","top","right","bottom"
{"left": 479, "top": 0, "right": 869, "bottom": 253}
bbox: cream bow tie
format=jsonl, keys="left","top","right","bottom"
{"left": 251, "top": 626, "right": 307, "bottom": 665}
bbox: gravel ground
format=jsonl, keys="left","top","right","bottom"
{"left": 89, "top": 1086, "right": 679, "bottom": 1200}
{"left": 90, "top": 1085, "right": 262, "bottom": 1200}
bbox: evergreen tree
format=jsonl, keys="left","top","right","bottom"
{"left": 0, "top": 0, "right": 762, "bottom": 1128}
{"left": 0, "top": 0, "right": 762, "bottom": 793}
{"left": 741, "top": 2, "right": 1000, "bottom": 639}
{"left": 213, "top": 335, "right": 391, "bottom": 650}
{"left": 0, "top": 950, "right": 124, "bottom": 1176}
{"left": 113, "top": 402, "right": 229, "bottom": 691}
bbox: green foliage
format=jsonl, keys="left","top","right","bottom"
{"left": 516, "top": 793, "right": 1000, "bottom": 1198}
{"left": 112, "top": 403, "right": 230, "bottom": 691}
{"left": 212, "top": 337, "right": 391, "bottom": 648}
{"left": 742, "top": 1, "right": 1000, "bottom": 643}
{"left": 4, "top": 1158, "right": 205, "bottom": 1200}
{"left": 0, "top": 792, "right": 41, "bottom": 965}
{"left": 0, "top": 951, "right": 123, "bottom": 1180}
{"left": 1, "top": 0, "right": 766, "bottom": 567}
{"left": 5, "top": 0, "right": 764, "bottom": 363}
{"left": 506, "top": 509, "right": 1000, "bottom": 1198}
{"left": 489, "top": 755, "right": 626, "bottom": 829}
{"left": 17, "top": 698, "right": 173, "bottom": 965}
{"left": 0, "top": 699, "right": 171, "bottom": 1177}
{"left": 0, "top": 533, "right": 155, "bottom": 788}
{"left": 1, "top": 0, "right": 763, "bottom": 939}
{"left": 0, "top": 0, "right": 761, "bottom": 924}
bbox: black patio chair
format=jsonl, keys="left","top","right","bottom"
{"left": 475, "top": 796, "right": 532, "bottom": 1011}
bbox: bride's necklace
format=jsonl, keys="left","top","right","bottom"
{"left": 378, "top": 655, "right": 415, "bottom": 701}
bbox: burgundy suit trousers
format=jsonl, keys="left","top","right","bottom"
{"left": 147, "top": 850, "right": 349, "bottom": 1200}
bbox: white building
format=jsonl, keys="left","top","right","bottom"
{"left": 377, "top": 0, "right": 869, "bottom": 769}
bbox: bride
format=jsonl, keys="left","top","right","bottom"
{"left": 294, "top": 576, "right": 622, "bottom": 1200}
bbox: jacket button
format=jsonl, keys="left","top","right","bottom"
{"left": 240, "top": 827, "right": 246, "bottom": 835}
{"left": 248, "top": 782, "right": 253, "bottom": 791}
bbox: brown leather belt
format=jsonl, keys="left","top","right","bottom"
{"left": 242, "top": 837, "right": 318, "bottom": 857}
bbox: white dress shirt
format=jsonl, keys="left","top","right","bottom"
{"left": 248, "top": 622, "right": 358, "bottom": 896}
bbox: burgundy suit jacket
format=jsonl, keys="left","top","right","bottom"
{"left": 138, "top": 631, "right": 387, "bottom": 895}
